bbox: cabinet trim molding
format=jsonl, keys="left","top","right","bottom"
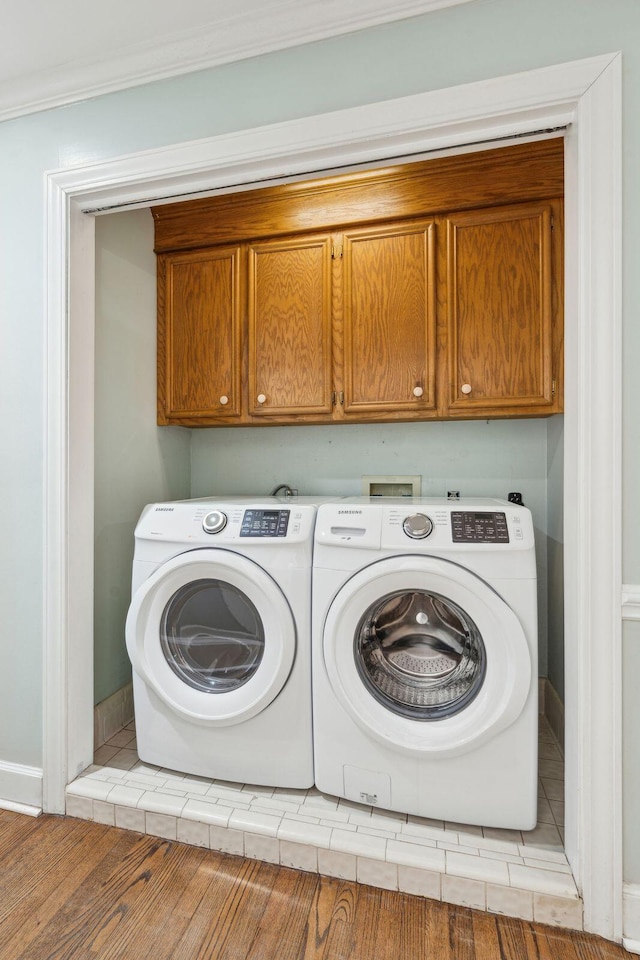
{"left": 152, "top": 139, "right": 564, "bottom": 252}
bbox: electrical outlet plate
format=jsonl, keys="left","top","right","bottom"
{"left": 361, "top": 475, "right": 421, "bottom": 498}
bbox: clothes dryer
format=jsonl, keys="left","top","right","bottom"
{"left": 312, "top": 497, "right": 538, "bottom": 828}
{"left": 126, "top": 497, "right": 326, "bottom": 787}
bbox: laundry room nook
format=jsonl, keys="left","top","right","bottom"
{"left": 72, "top": 138, "right": 575, "bottom": 931}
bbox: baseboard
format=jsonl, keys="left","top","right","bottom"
{"left": 541, "top": 678, "right": 564, "bottom": 752}
{"left": 0, "top": 759, "right": 43, "bottom": 811}
{"left": 623, "top": 884, "right": 640, "bottom": 952}
{"left": 94, "top": 683, "right": 134, "bottom": 749}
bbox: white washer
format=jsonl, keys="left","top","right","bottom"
{"left": 126, "top": 496, "right": 327, "bottom": 787}
{"left": 312, "top": 497, "right": 538, "bottom": 829}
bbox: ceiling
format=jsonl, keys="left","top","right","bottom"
{"left": 1, "top": 0, "right": 473, "bottom": 122}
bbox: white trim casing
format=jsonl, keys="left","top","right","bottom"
{"left": 44, "top": 53, "right": 622, "bottom": 941}
{"left": 562, "top": 55, "right": 623, "bottom": 940}
{"left": 0, "top": 0, "right": 474, "bottom": 123}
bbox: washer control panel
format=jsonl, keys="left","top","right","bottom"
{"left": 240, "top": 509, "right": 290, "bottom": 538}
{"left": 315, "top": 499, "right": 534, "bottom": 556}
{"left": 451, "top": 511, "right": 509, "bottom": 543}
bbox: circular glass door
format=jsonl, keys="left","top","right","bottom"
{"left": 355, "top": 589, "right": 486, "bottom": 720}
{"left": 160, "top": 578, "right": 265, "bottom": 693}
{"left": 126, "top": 549, "right": 296, "bottom": 725}
{"left": 322, "top": 555, "right": 532, "bottom": 758}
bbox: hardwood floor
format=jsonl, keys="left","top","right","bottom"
{"left": 0, "top": 811, "right": 631, "bottom": 960}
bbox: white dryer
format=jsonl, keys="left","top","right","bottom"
{"left": 126, "top": 497, "right": 325, "bottom": 787}
{"left": 312, "top": 498, "right": 538, "bottom": 829}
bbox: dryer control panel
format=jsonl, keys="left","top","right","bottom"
{"left": 240, "top": 509, "right": 290, "bottom": 538}
{"left": 134, "top": 498, "right": 320, "bottom": 548}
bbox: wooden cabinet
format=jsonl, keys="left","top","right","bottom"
{"left": 439, "top": 200, "right": 563, "bottom": 418}
{"left": 153, "top": 139, "right": 564, "bottom": 427}
{"left": 247, "top": 235, "right": 333, "bottom": 418}
{"left": 341, "top": 220, "right": 436, "bottom": 418}
{"left": 157, "top": 246, "right": 242, "bottom": 424}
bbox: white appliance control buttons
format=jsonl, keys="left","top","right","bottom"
{"left": 202, "top": 510, "right": 228, "bottom": 534}
{"left": 402, "top": 513, "right": 434, "bottom": 539}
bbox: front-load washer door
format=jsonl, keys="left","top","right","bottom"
{"left": 126, "top": 549, "right": 296, "bottom": 726}
{"left": 322, "top": 555, "right": 532, "bottom": 758}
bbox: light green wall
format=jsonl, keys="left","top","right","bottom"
{"left": 1, "top": 0, "right": 637, "bottom": 877}
{"left": 94, "top": 209, "right": 190, "bottom": 704}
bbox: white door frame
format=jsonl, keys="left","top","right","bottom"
{"left": 43, "top": 52, "right": 622, "bottom": 940}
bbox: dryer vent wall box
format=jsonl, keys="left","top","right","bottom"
{"left": 362, "top": 475, "right": 421, "bottom": 497}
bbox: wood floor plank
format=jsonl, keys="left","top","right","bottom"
{"left": 85, "top": 838, "right": 208, "bottom": 960}
{"left": 346, "top": 882, "right": 384, "bottom": 960}
{"left": 301, "top": 875, "right": 356, "bottom": 960}
{"left": 295, "top": 876, "right": 351, "bottom": 960}
{"left": 0, "top": 820, "right": 122, "bottom": 958}
{"left": 393, "top": 886, "right": 438, "bottom": 960}
{"left": 0, "top": 816, "right": 96, "bottom": 924}
{"left": 243, "top": 863, "right": 320, "bottom": 960}
{"left": 448, "top": 905, "right": 479, "bottom": 960}
{"left": 485, "top": 914, "right": 533, "bottom": 960}
{"left": 112, "top": 843, "right": 215, "bottom": 960}
{"left": 170, "top": 855, "right": 270, "bottom": 960}
{"left": 374, "top": 887, "right": 405, "bottom": 960}
{"left": 528, "top": 921, "right": 582, "bottom": 960}
{"left": 0, "top": 809, "right": 43, "bottom": 848}
{"left": 420, "top": 892, "right": 454, "bottom": 959}
{"left": 14, "top": 829, "right": 180, "bottom": 960}
{"left": 0, "top": 813, "right": 633, "bottom": 960}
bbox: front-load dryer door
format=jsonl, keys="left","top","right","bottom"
{"left": 322, "top": 555, "right": 533, "bottom": 758}
{"left": 126, "top": 549, "right": 296, "bottom": 726}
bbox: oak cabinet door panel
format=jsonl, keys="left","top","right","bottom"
{"left": 158, "top": 247, "right": 242, "bottom": 423}
{"left": 443, "top": 203, "right": 558, "bottom": 416}
{"left": 248, "top": 236, "right": 333, "bottom": 417}
{"left": 342, "top": 221, "right": 436, "bottom": 417}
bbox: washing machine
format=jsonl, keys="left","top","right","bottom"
{"left": 125, "top": 496, "right": 327, "bottom": 787}
{"left": 312, "top": 497, "right": 538, "bottom": 828}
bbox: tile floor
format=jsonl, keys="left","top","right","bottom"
{"left": 66, "top": 715, "right": 581, "bottom": 930}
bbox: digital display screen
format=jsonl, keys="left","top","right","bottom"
{"left": 451, "top": 511, "right": 509, "bottom": 543}
{"left": 240, "top": 509, "right": 290, "bottom": 538}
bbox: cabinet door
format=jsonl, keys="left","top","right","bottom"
{"left": 247, "top": 236, "right": 333, "bottom": 418}
{"left": 157, "top": 247, "right": 242, "bottom": 424}
{"left": 442, "top": 202, "right": 559, "bottom": 417}
{"left": 341, "top": 220, "right": 436, "bottom": 418}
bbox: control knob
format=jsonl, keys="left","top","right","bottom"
{"left": 202, "top": 510, "right": 228, "bottom": 534}
{"left": 402, "top": 513, "right": 434, "bottom": 539}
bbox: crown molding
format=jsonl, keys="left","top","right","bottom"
{"left": 0, "top": 0, "right": 474, "bottom": 123}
